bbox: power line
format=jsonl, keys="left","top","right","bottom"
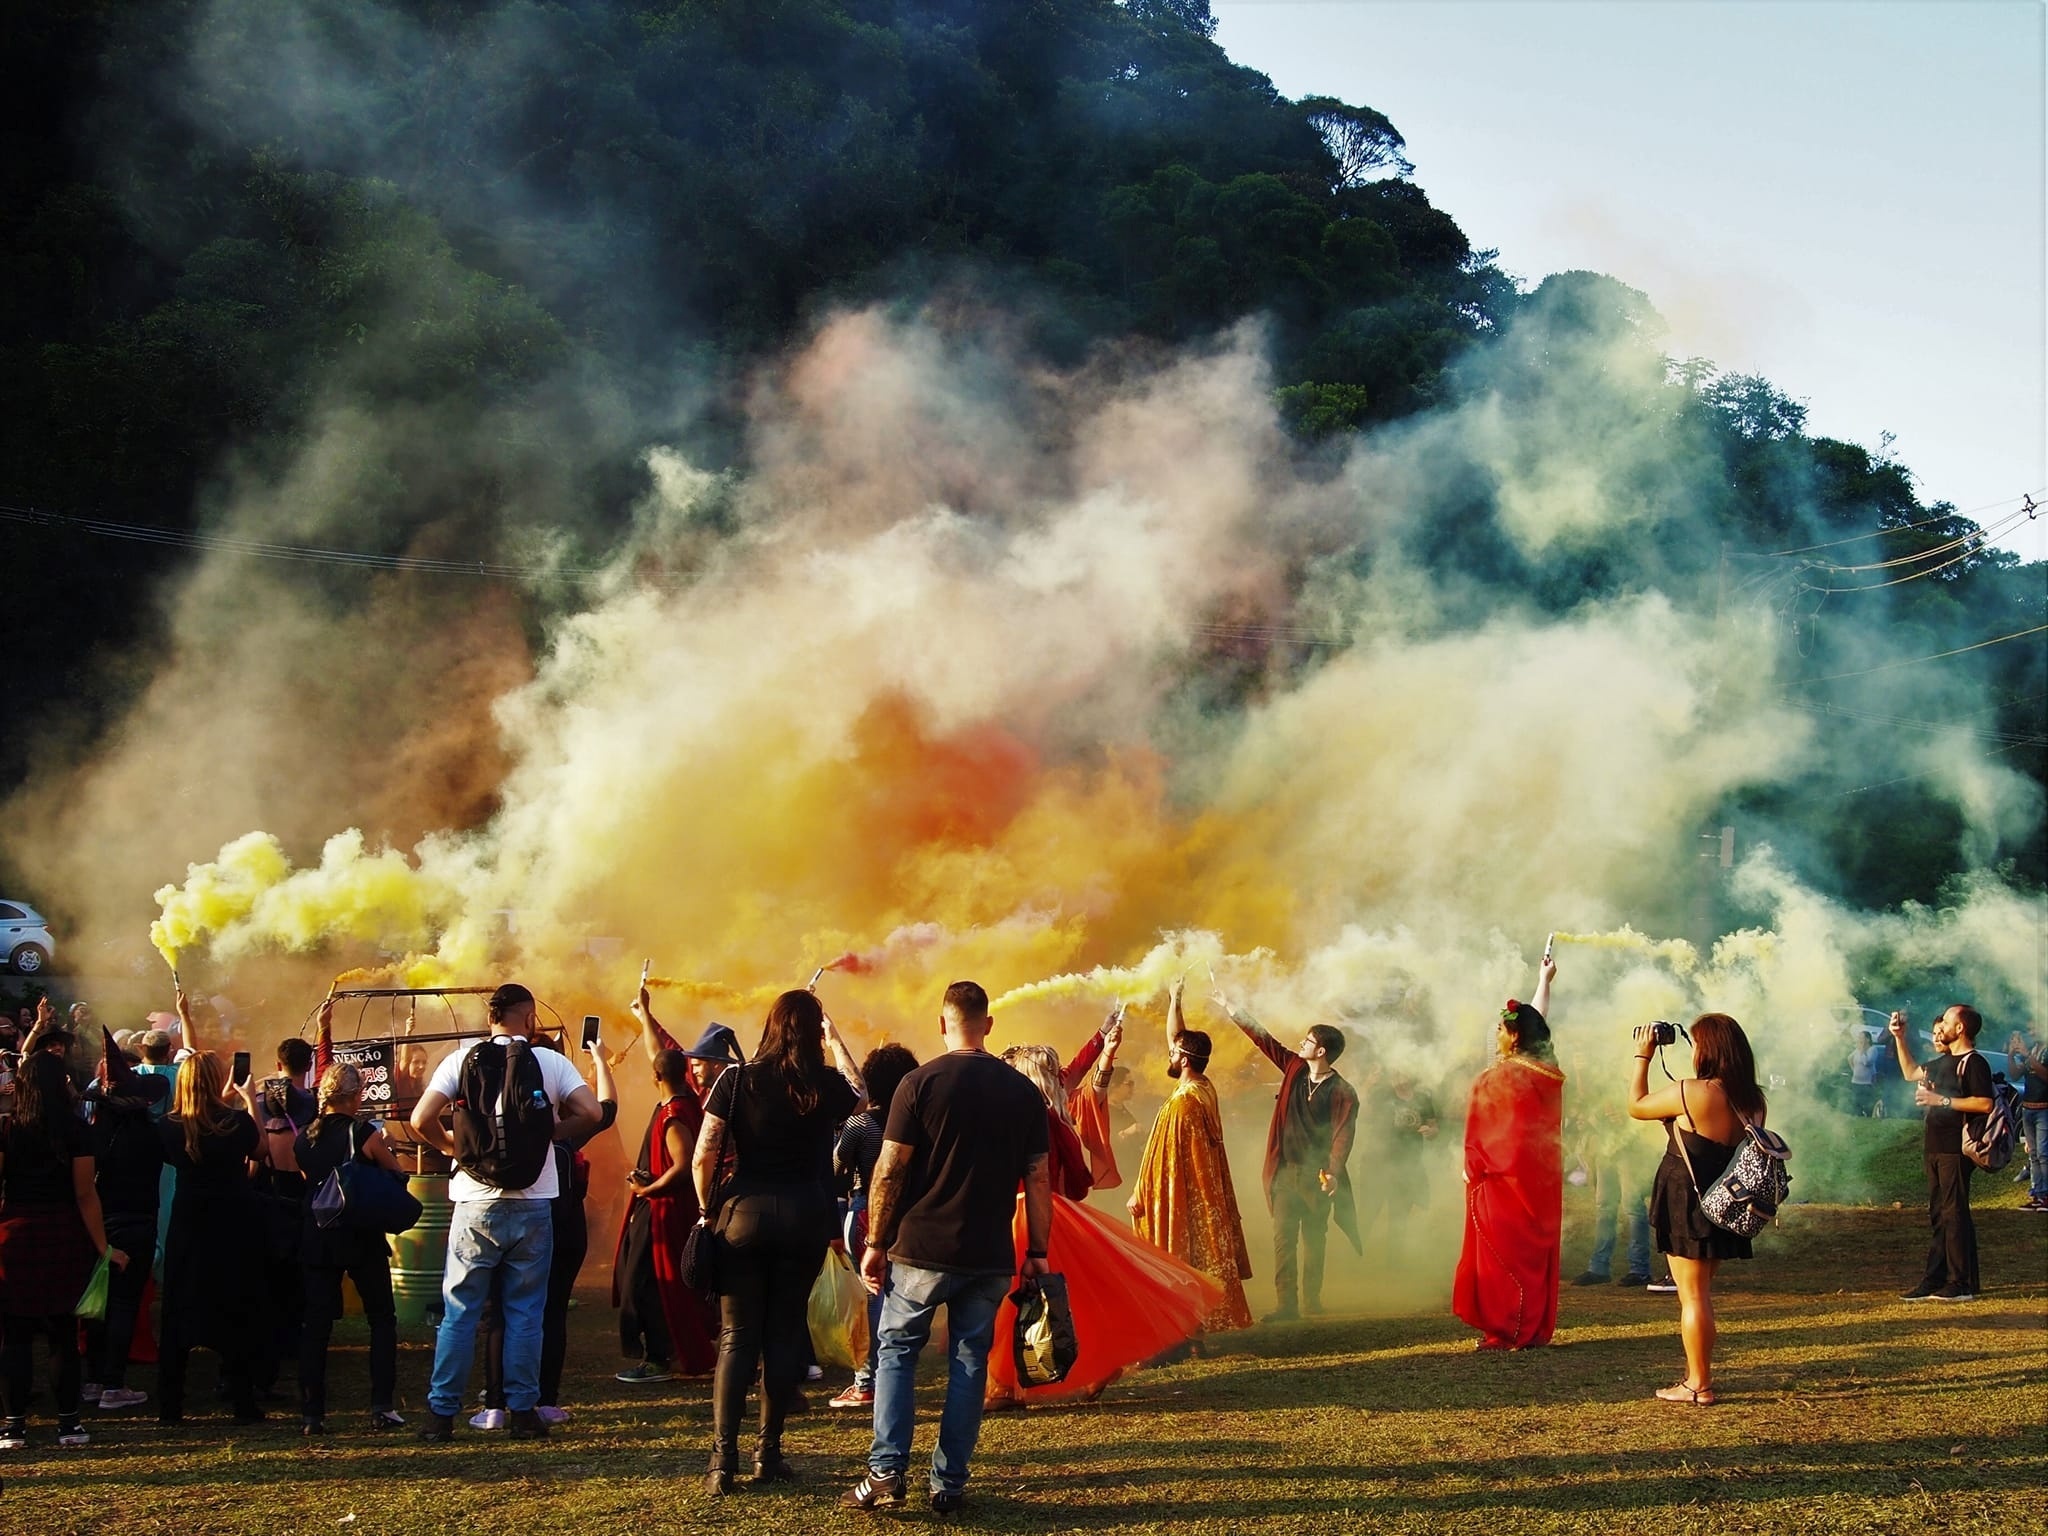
{"left": 0, "top": 501, "right": 612, "bottom": 582}
{"left": 1781, "top": 697, "right": 2048, "bottom": 749}
{"left": 1781, "top": 623, "right": 2048, "bottom": 687}
{"left": 1834, "top": 740, "right": 2034, "bottom": 799}
{"left": 1795, "top": 501, "right": 2037, "bottom": 584}
{"left": 1763, "top": 488, "right": 2043, "bottom": 558}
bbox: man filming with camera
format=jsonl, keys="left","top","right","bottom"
{"left": 1889, "top": 1004, "right": 1995, "bottom": 1302}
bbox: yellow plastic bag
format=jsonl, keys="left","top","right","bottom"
{"left": 807, "top": 1249, "right": 870, "bottom": 1370}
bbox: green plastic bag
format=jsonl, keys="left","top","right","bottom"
{"left": 75, "top": 1251, "right": 112, "bottom": 1321}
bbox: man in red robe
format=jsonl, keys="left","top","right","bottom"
{"left": 1453, "top": 957, "right": 1566, "bottom": 1350}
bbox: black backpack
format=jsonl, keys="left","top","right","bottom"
{"left": 451, "top": 1039, "right": 555, "bottom": 1190}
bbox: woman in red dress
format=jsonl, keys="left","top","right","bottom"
{"left": 1453, "top": 955, "right": 1566, "bottom": 1350}
{"left": 984, "top": 1042, "right": 1220, "bottom": 1407}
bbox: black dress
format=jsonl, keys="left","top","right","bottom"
{"left": 1650, "top": 1124, "right": 1753, "bottom": 1262}
{"left": 157, "top": 1112, "right": 271, "bottom": 1416}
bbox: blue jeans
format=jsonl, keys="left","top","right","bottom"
{"left": 844, "top": 1202, "right": 884, "bottom": 1392}
{"left": 868, "top": 1263, "right": 1011, "bottom": 1496}
{"left": 427, "top": 1199, "right": 554, "bottom": 1415}
{"left": 1587, "top": 1157, "right": 1651, "bottom": 1279}
{"left": 2024, "top": 1106, "right": 2048, "bottom": 1202}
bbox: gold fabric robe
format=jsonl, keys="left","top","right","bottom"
{"left": 1130, "top": 1073, "right": 1253, "bottom": 1332}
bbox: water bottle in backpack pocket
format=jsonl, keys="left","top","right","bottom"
{"left": 451, "top": 1039, "right": 556, "bottom": 1190}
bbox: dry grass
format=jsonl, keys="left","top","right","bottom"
{"left": 2, "top": 1123, "right": 2041, "bottom": 1536}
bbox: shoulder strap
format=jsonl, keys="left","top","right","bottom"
{"left": 723, "top": 1064, "right": 745, "bottom": 1154}
{"left": 1671, "top": 1081, "right": 1705, "bottom": 1194}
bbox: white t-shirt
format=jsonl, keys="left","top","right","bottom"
{"left": 426, "top": 1037, "right": 588, "bottom": 1202}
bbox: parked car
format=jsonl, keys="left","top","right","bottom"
{"left": 0, "top": 902, "right": 54, "bottom": 975}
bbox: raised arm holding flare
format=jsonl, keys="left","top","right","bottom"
{"left": 1210, "top": 980, "right": 1360, "bottom": 1322}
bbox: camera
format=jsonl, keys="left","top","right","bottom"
{"left": 1648, "top": 1021, "right": 1678, "bottom": 1048}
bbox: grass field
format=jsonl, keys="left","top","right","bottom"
{"left": 2, "top": 1127, "right": 2041, "bottom": 1536}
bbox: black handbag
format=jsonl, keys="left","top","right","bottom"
{"left": 680, "top": 1218, "right": 720, "bottom": 1295}
{"left": 1010, "top": 1273, "right": 1079, "bottom": 1387}
{"left": 312, "top": 1122, "right": 424, "bottom": 1236}
{"left": 678, "top": 1065, "right": 743, "bottom": 1294}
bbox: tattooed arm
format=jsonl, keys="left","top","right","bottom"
{"left": 857, "top": 1140, "right": 914, "bottom": 1295}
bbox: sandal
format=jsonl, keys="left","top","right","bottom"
{"left": 1654, "top": 1382, "right": 1715, "bottom": 1405}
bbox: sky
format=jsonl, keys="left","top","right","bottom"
{"left": 1213, "top": 0, "right": 2048, "bottom": 561}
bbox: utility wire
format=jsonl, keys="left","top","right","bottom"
{"left": 0, "top": 501, "right": 612, "bottom": 582}
{"left": 1781, "top": 698, "right": 2048, "bottom": 749}
{"left": 1800, "top": 501, "right": 2035, "bottom": 578}
{"left": 1763, "top": 488, "right": 2043, "bottom": 558}
{"left": 1781, "top": 624, "right": 2048, "bottom": 686}
{"left": 1835, "top": 741, "right": 2034, "bottom": 799}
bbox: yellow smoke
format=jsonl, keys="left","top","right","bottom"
{"left": 1550, "top": 926, "right": 1703, "bottom": 974}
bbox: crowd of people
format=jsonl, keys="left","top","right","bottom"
{"left": 0, "top": 965, "right": 2034, "bottom": 1513}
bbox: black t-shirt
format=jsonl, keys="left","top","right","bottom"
{"left": 2021, "top": 1052, "right": 2048, "bottom": 1107}
{"left": 705, "top": 1061, "right": 858, "bottom": 1186}
{"left": 295, "top": 1113, "right": 371, "bottom": 1188}
{"left": 93, "top": 1103, "right": 166, "bottom": 1217}
{"left": 1923, "top": 1051, "right": 1995, "bottom": 1155}
{"left": 1279, "top": 1071, "right": 1336, "bottom": 1168}
{"left": 258, "top": 1076, "right": 317, "bottom": 1128}
{"left": 1, "top": 1114, "right": 91, "bottom": 1206}
{"left": 881, "top": 1051, "right": 1049, "bottom": 1275}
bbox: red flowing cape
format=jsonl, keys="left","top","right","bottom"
{"left": 1452, "top": 1054, "right": 1566, "bottom": 1349}
{"left": 609, "top": 1093, "right": 718, "bottom": 1374}
{"left": 986, "top": 1192, "right": 1223, "bottom": 1403}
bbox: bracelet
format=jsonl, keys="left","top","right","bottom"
{"left": 1025, "top": 1249, "right": 1048, "bottom": 1260}
{"left": 1634, "top": 1054, "right": 1653, "bottom": 1062}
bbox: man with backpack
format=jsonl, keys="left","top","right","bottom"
{"left": 410, "top": 984, "right": 603, "bottom": 1440}
{"left": 1889, "top": 1003, "right": 1997, "bottom": 1302}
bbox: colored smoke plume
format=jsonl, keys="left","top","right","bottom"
{"left": 21, "top": 298, "right": 2046, "bottom": 1306}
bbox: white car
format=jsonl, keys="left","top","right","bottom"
{"left": 0, "top": 902, "right": 54, "bottom": 975}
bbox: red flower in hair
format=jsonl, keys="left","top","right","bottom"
{"left": 1501, "top": 1000, "right": 1522, "bottom": 1024}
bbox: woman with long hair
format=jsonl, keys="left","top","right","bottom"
{"left": 692, "top": 989, "right": 864, "bottom": 1494}
{"left": 0, "top": 1052, "right": 129, "bottom": 1449}
{"left": 1452, "top": 955, "right": 1567, "bottom": 1350}
{"left": 157, "top": 1050, "right": 269, "bottom": 1424}
{"left": 1628, "top": 1012, "right": 1766, "bottom": 1405}
{"left": 294, "top": 1062, "right": 407, "bottom": 1435}
{"left": 983, "top": 1040, "right": 1221, "bottom": 1409}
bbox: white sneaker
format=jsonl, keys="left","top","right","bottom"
{"left": 1646, "top": 1278, "right": 1678, "bottom": 1293}
{"left": 535, "top": 1405, "right": 570, "bottom": 1426}
{"left": 97, "top": 1388, "right": 149, "bottom": 1411}
{"left": 469, "top": 1408, "right": 508, "bottom": 1431}
{"left": 58, "top": 1424, "right": 90, "bottom": 1448}
{"left": 805, "top": 1365, "right": 824, "bottom": 1382}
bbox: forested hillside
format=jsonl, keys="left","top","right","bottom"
{"left": 3, "top": 0, "right": 2040, "bottom": 924}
